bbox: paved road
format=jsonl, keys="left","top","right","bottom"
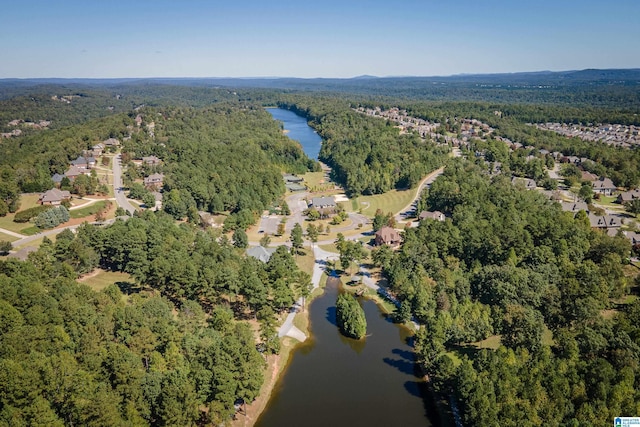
{"left": 112, "top": 154, "right": 137, "bottom": 215}
{"left": 277, "top": 243, "right": 339, "bottom": 341}
{"left": 394, "top": 166, "right": 445, "bottom": 224}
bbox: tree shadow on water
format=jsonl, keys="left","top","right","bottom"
{"left": 382, "top": 356, "right": 416, "bottom": 375}
{"left": 392, "top": 348, "right": 415, "bottom": 362}
{"left": 325, "top": 305, "right": 338, "bottom": 326}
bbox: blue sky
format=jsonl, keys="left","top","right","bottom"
{"left": 1, "top": 0, "right": 639, "bottom": 78}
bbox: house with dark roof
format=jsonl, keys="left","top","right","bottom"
{"left": 39, "top": 188, "right": 71, "bottom": 205}
{"left": 374, "top": 226, "right": 402, "bottom": 248}
{"left": 70, "top": 156, "right": 96, "bottom": 170}
{"left": 246, "top": 246, "right": 277, "bottom": 263}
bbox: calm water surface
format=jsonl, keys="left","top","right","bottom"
{"left": 255, "top": 277, "right": 438, "bottom": 427}
{"left": 267, "top": 108, "right": 322, "bottom": 160}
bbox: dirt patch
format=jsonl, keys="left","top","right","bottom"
{"left": 229, "top": 352, "right": 282, "bottom": 427}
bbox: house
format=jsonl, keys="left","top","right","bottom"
{"left": 310, "top": 196, "right": 337, "bottom": 209}
{"left": 142, "top": 155, "right": 162, "bottom": 166}
{"left": 563, "top": 156, "right": 581, "bottom": 164}
{"left": 246, "top": 246, "right": 276, "bottom": 263}
{"left": 70, "top": 156, "right": 96, "bottom": 169}
{"left": 144, "top": 173, "right": 164, "bottom": 189}
{"left": 39, "top": 188, "right": 71, "bottom": 205}
{"left": 616, "top": 189, "right": 640, "bottom": 204}
{"left": 283, "top": 174, "right": 304, "bottom": 183}
{"left": 64, "top": 165, "right": 89, "bottom": 180}
{"left": 91, "top": 143, "right": 104, "bottom": 157}
{"left": 589, "top": 214, "right": 623, "bottom": 229}
{"left": 511, "top": 177, "right": 537, "bottom": 190}
{"left": 286, "top": 183, "right": 306, "bottom": 192}
{"left": 560, "top": 201, "right": 589, "bottom": 214}
{"left": 621, "top": 230, "right": 640, "bottom": 246}
{"left": 581, "top": 171, "right": 599, "bottom": 182}
{"left": 418, "top": 210, "right": 445, "bottom": 222}
{"left": 103, "top": 137, "right": 120, "bottom": 146}
{"left": 374, "top": 226, "right": 402, "bottom": 247}
{"left": 592, "top": 177, "right": 617, "bottom": 195}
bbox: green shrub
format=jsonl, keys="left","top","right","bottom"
{"left": 13, "top": 205, "right": 52, "bottom": 223}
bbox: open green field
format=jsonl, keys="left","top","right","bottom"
{"left": 78, "top": 269, "right": 133, "bottom": 292}
{"left": 301, "top": 171, "right": 335, "bottom": 192}
{"left": 350, "top": 188, "right": 416, "bottom": 217}
{"left": 70, "top": 200, "right": 108, "bottom": 219}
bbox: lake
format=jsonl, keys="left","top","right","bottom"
{"left": 267, "top": 108, "right": 322, "bottom": 160}
{"left": 255, "top": 277, "right": 438, "bottom": 427}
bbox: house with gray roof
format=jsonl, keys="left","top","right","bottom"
{"left": 310, "top": 196, "right": 337, "bottom": 209}
{"left": 418, "top": 210, "right": 445, "bottom": 222}
{"left": 560, "top": 201, "right": 589, "bottom": 214}
{"left": 616, "top": 189, "right": 640, "bottom": 204}
{"left": 51, "top": 173, "right": 65, "bottom": 185}
{"left": 246, "top": 246, "right": 277, "bottom": 263}
{"left": 589, "top": 214, "right": 623, "bottom": 229}
{"left": 71, "top": 156, "right": 96, "bottom": 169}
{"left": 592, "top": 177, "right": 617, "bottom": 195}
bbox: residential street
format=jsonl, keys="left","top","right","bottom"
{"left": 112, "top": 154, "right": 137, "bottom": 214}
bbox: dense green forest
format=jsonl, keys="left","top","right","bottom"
{"left": 373, "top": 160, "right": 639, "bottom": 425}
{"left": 121, "top": 105, "right": 316, "bottom": 219}
{"left": 0, "top": 211, "right": 310, "bottom": 425}
{"left": 277, "top": 98, "right": 449, "bottom": 195}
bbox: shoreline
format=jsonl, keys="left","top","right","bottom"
{"left": 229, "top": 277, "right": 328, "bottom": 426}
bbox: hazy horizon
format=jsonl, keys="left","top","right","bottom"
{"left": 2, "top": 0, "right": 639, "bottom": 79}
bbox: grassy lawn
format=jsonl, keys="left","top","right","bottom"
{"left": 318, "top": 243, "right": 338, "bottom": 253}
{"left": 351, "top": 188, "right": 416, "bottom": 217}
{"left": 302, "top": 171, "right": 334, "bottom": 192}
{"left": 0, "top": 194, "right": 42, "bottom": 234}
{"left": 0, "top": 232, "right": 19, "bottom": 242}
{"left": 78, "top": 269, "right": 133, "bottom": 292}
{"left": 70, "top": 201, "right": 108, "bottom": 219}
{"left": 294, "top": 249, "right": 316, "bottom": 275}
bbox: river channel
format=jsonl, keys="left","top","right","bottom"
{"left": 256, "top": 109, "right": 439, "bottom": 427}
{"left": 267, "top": 108, "right": 322, "bottom": 160}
